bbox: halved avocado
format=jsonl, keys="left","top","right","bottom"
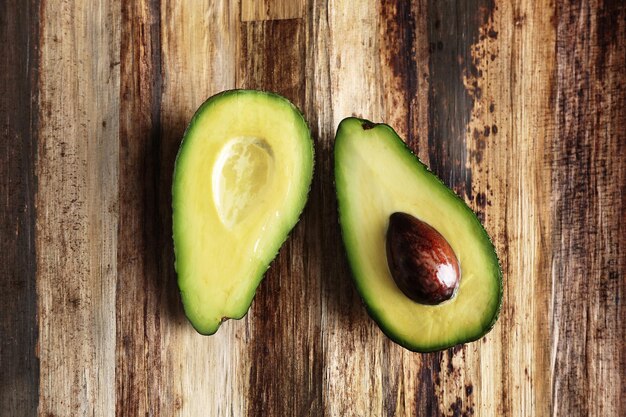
{"left": 334, "top": 117, "right": 502, "bottom": 352}
{"left": 173, "top": 90, "right": 314, "bottom": 335}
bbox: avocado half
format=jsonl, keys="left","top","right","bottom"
{"left": 334, "top": 117, "right": 502, "bottom": 352}
{"left": 173, "top": 90, "right": 314, "bottom": 335}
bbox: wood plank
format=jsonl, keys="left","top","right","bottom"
{"left": 116, "top": 1, "right": 166, "bottom": 415}
{"left": 150, "top": 1, "right": 248, "bottom": 415}
{"left": 551, "top": 1, "right": 625, "bottom": 415}
{"left": 238, "top": 17, "right": 324, "bottom": 416}
{"left": 463, "top": 1, "right": 556, "bottom": 415}
{"left": 0, "top": 0, "right": 39, "bottom": 415}
{"left": 241, "top": 0, "right": 304, "bottom": 22}
{"left": 36, "top": 0, "right": 120, "bottom": 415}
{"left": 378, "top": 1, "right": 430, "bottom": 416}
{"left": 324, "top": 1, "right": 390, "bottom": 416}
{"left": 420, "top": 1, "right": 499, "bottom": 415}
{"left": 301, "top": 3, "right": 355, "bottom": 415}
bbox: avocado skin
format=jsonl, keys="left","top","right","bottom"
{"left": 334, "top": 117, "right": 503, "bottom": 353}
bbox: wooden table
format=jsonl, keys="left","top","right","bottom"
{"left": 1, "top": 0, "right": 624, "bottom": 415}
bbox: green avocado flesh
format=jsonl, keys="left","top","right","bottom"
{"left": 334, "top": 117, "right": 502, "bottom": 352}
{"left": 173, "top": 90, "right": 314, "bottom": 335}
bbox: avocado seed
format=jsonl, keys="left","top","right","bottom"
{"left": 386, "top": 212, "right": 460, "bottom": 305}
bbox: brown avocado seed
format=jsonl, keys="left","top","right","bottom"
{"left": 386, "top": 212, "right": 460, "bottom": 305}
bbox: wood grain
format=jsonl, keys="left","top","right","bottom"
{"left": 552, "top": 1, "right": 625, "bottom": 415}
{"left": 378, "top": 3, "right": 432, "bottom": 415}
{"left": 465, "top": 1, "right": 556, "bottom": 415}
{"left": 36, "top": 0, "right": 119, "bottom": 415}
{"left": 0, "top": 0, "right": 623, "bottom": 416}
{"left": 116, "top": 0, "right": 167, "bottom": 415}
{"left": 238, "top": 17, "right": 325, "bottom": 417}
{"left": 241, "top": 0, "right": 305, "bottom": 22}
{"left": 0, "top": 0, "right": 39, "bottom": 415}
{"left": 325, "top": 2, "right": 391, "bottom": 416}
{"left": 162, "top": 1, "right": 250, "bottom": 416}
{"left": 422, "top": 1, "right": 497, "bottom": 415}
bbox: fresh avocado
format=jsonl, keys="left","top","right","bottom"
{"left": 173, "top": 90, "right": 314, "bottom": 335}
{"left": 334, "top": 117, "right": 501, "bottom": 352}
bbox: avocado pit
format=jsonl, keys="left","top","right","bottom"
{"left": 386, "top": 212, "right": 460, "bottom": 305}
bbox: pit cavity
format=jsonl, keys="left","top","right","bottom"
{"left": 212, "top": 136, "right": 274, "bottom": 228}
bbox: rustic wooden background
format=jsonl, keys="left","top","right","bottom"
{"left": 1, "top": 0, "right": 624, "bottom": 415}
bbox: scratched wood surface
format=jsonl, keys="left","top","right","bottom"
{"left": 0, "top": 0, "right": 624, "bottom": 416}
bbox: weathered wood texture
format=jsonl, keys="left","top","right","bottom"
{"left": 36, "top": 0, "right": 119, "bottom": 415}
{"left": 0, "top": 0, "right": 39, "bottom": 415}
{"left": 552, "top": 1, "right": 625, "bottom": 415}
{"left": 241, "top": 0, "right": 305, "bottom": 21}
{"left": 0, "top": 0, "right": 623, "bottom": 416}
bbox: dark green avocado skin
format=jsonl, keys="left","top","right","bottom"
{"left": 333, "top": 117, "right": 503, "bottom": 353}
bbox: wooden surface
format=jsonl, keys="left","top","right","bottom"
{"left": 1, "top": 0, "right": 624, "bottom": 416}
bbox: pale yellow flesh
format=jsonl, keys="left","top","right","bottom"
{"left": 336, "top": 119, "right": 500, "bottom": 349}
{"left": 173, "top": 92, "right": 312, "bottom": 334}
